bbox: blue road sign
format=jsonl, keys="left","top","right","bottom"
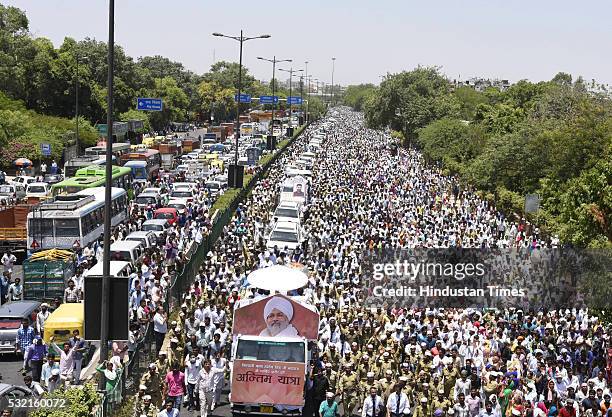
{"left": 136, "top": 98, "right": 163, "bottom": 111}
{"left": 259, "top": 95, "right": 279, "bottom": 104}
{"left": 287, "top": 96, "right": 303, "bottom": 105}
{"left": 40, "top": 143, "right": 51, "bottom": 156}
{"left": 234, "top": 94, "right": 252, "bottom": 103}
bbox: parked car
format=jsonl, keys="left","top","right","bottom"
{"left": 10, "top": 176, "right": 36, "bottom": 188}
{"left": 141, "top": 219, "right": 170, "bottom": 238}
{"left": 0, "top": 184, "right": 26, "bottom": 203}
{"left": 43, "top": 174, "right": 63, "bottom": 185}
{"left": 124, "top": 231, "right": 157, "bottom": 249}
{"left": 0, "top": 301, "right": 41, "bottom": 354}
{"left": 153, "top": 207, "right": 179, "bottom": 226}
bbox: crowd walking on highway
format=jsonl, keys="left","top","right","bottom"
{"left": 2, "top": 109, "right": 610, "bottom": 417}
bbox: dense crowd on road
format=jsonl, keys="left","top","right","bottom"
{"left": 131, "top": 109, "right": 611, "bottom": 417}
{"left": 2, "top": 109, "right": 610, "bottom": 417}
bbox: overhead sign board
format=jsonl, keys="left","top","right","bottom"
{"left": 137, "top": 97, "right": 163, "bottom": 111}
{"left": 259, "top": 95, "right": 279, "bottom": 104}
{"left": 40, "top": 143, "right": 51, "bottom": 156}
{"left": 235, "top": 94, "right": 252, "bottom": 103}
{"left": 287, "top": 96, "right": 303, "bottom": 105}
{"left": 97, "top": 122, "right": 129, "bottom": 137}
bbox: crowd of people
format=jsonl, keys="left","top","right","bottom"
{"left": 130, "top": 109, "right": 610, "bottom": 417}
{"left": 3, "top": 108, "right": 611, "bottom": 417}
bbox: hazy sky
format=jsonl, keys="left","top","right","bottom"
{"left": 4, "top": 0, "right": 612, "bottom": 86}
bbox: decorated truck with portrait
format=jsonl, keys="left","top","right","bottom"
{"left": 230, "top": 293, "right": 319, "bottom": 417}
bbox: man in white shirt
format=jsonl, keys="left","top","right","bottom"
{"left": 36, "top": 303, "right": 50, "bottom": 337}
{"left": 185, "top": 356, "right": 202, "bottom": 411}
{"left": 197, "top": 359, "right": 223, "bottom": 417}
{"left": 153, "top": 306, "right": 167, "bottom": 354}
{"left": 386, "top": 377, "right": 410, "bottom": 417}
{"left": 211, "top": 350, "right": 227, "bottom": 406}
{"left": 1, "top": 251, "right": 16, "bottom": 274}
{"left": 363, "top": 386, "right": 384, "bottom": 417}
{"left": 7, "top": 277, "right": 23, "bottom": 302}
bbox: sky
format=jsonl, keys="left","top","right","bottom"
{"left": 4, "top": 0, "right": 612, "bottom": 87}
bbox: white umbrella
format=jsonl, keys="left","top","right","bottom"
{"left": 246, "top": 265, "right": 308, "bottom": 293}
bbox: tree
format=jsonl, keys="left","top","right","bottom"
{"left": 364, "top": 67, "right": 458, "bottom": 144}
{"left": 343, "top": 84, "right": 377, "bottom": 111}
{"left": 551, "top": 72, "right": 573, "bottom": 86}
{"left": 146, "top": 77, "right": 189, "bottom": 130}
{"left": 453, "top": 87, "right": 488, "bottom": 120}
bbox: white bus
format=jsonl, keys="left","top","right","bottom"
{"left": 27, "top": 187, "right": 128, "bottom": 250}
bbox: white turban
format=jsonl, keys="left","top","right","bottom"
{"left": 263, "top": 296, "right": 294, "bottom": 322}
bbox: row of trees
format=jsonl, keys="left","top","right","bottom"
{"left": 0, "top": 4, "right": 326, "bottom": 164}
{"left": 348, "top": 68, "right": 611, "bottom": 248}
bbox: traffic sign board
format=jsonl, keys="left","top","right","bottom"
{"left": 259, "top": 95, "right": 279, "bottom": 104}
{"left": 287, "top": 96, "right": 303, "bottom": 105}
{"left": 40, "top": 143, "right": 51, "bottom": 156}
{"left": 136, "top": 98, "right": 163, "bottom": 111}
{"left": 234, "top": 94, "right": 252, "bottom": 103}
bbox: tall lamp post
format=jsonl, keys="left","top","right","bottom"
{"left": 100, "top": 0, "right": 115, "bottom": 392}
{"left": 331, "top": 57, "right": 336, "bottom": 106}
{"left": 257, "top": 56, "right": 292, "bottom": 137}
{"left": 304, "top": 61, "right": 309, "bottom": 124}
{"left": 278, "top": 67, "right": 303, "bottom": 137}
{"left": 75, "top": 54, "right": 88, "bottom": 155}
{"left": 212, "top": 31, "right": 270, "bottom": 188}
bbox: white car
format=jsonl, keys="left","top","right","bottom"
{"left": 25, "top": 182, "right": 50, "bottom": 199}
{"left": 172, "top": 182, "right": 198, "bottom": 192}
{"left": 266, "top": 221, "right": 303, "bottom": 251}
{"left": 272, "top": 201, "right": 301, "bottom": 225}
{"left": 10, "top": 176, "right": 36, "bottom": 187}
{"left": 166, "top": 197, "right": 189, "bottom": 214}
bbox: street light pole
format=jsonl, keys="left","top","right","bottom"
{"left": 213, "top": 31, "right": 270, "bottom": 188}
{"left": 99, "top": 0, "right": 114, "bottom": 392}
{"left": 257, "top": 56, "right": 292, "bottom": 137}
{"left": 304, "top": 61, "right": 308, "bottom": 124}
{"left": 278, "top": 67, "right": 303, "bottom": 136}
{"left": 331, "top": 57, "right": 336, "bottom": 107}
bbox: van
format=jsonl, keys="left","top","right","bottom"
{"left": 125, "top": 231, "right": 157, "bottom": 249}
{"left": 84, "top": 260, "right": 133, "bottom": 278}
{"left": 109, "top": 240, "right": 145, "bottom": 264}
{"left": 25, "top": 182, "right": 50, "bottom": 199}
{"left": 43, "top": 303, "right": 84, "bottom": 352}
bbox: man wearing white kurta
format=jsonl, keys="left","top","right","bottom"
{"left": 197, "top": 359, "right": 224, "bottom": 417}
{"left": 258, "top": 296, "right": 300, "bottom": 337}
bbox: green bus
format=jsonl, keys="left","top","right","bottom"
{"left": 51, "top": 165, "right": 133, "bottom": 196}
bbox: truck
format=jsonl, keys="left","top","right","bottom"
{"left": 230, "top": 292, "right": 319, "bottom": 417}
{"left": 23, "top": 254, "right": 75, "bottom": 301}
{"left": 0, "top": 205, "right": 32, "bottom": 263}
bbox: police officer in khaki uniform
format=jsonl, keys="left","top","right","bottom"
{"left": 337, "top": 363, "right": 360, "bottom": 417}
{"left": 413, "top": 397, "right": 430, "bottom": 417}
{"left": 431, "top": 389, "right": 451, "bottom": 416}
{"left": 134, "top": 395, "right": 157, "bottom": 417}
{"left": 141, "top": 363, "right": 164, "bottom": 409}
{"left": 325, "top": 363, "right": 339, "bottom": 392}
{"left": 378, "top": 369, "right": 395, "bottom": 404}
